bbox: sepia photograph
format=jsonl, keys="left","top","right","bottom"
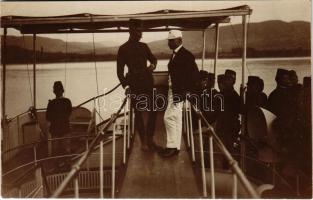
{"left": 1, "top": 0, "right": 312, "bottom": 198}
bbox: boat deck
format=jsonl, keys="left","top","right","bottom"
{"left": 118, "top": 111, "right": 201, "bottom": 198}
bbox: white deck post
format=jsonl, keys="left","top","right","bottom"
{"left": 123, "top": 103, "right": 127, "bottom": 164}
{"left": 185, "top": 101, "right": 191, "bottom": 147}
{"left": 209, "top": 135, "right": 215, "bottom": 198}
{"left": 214, "top": 23, "right": 220, "bottom": 81}
{"left": 132, "top": 108, "right": 135, "bottom": 137}
{"left": 201, "top": 29, "right": 206, "bottom": 70}
{"left": 198, "top": 118, "right": 207, "bottom": 197}
{"left": 100, "top": 139, "right": 104, "bottom": 198}
{"left": 111, "top": 121, "right": 116, "bottom": 198}
{"left": 86, "top": 139, "right": 89, "bottom": 171}
{"left": 188, "top": 101, "right": 195, "bottom": 162}
{"left": 240, "top": 15, "right": 248, "bottom": 171}
{"left": 232, "top": 173, "right": 238, "bottom": 198}
{"left": 33, "top": 145, "right": 37, "bottom": 165}
{"left": 74, "top": 177, "right": 79, "bottom": 198}
{"left": 2, "top": 28, "right": 7, "bottom": 121}
{"left": 127, "top": 98, "right": 131, "bottom": 149}
{"left": 33, "top": 33, "right": 36, "bottom": 108}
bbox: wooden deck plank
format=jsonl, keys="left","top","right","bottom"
{"left": 118, "top": 111, "right": 200, "bottom": 198}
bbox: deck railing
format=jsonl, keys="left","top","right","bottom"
{"left": 185, "top": 99, "right": 260, "bottom": 198}
{"left": 51, "top": 95, "right": 133, "bottom": 198}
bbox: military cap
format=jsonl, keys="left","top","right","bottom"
{"left": 257, "top": 78, "right": 265, "bottom": 91}
{"left": 224, "top": 69, "right": 236, "bottom": 79}
{"left": 289, "top": 70, "right": 297, "bottom": 77}
{"left": 217, "top": 74, "right": 225, "bottom": 82}
{"left": 53, "top": 81, "right": 64, "bottom": 93}
{"left": 247, "top": 76, "right": 259, "bottom": 86}
{"left": 199, "top": 70, "right": 209, "bottom": 79}
{"left": 275, "top": 68, "right": 289, "bottom": 81}
{"left": 303, "top": 76, "right": 311, "bottom": 88}
{"left": 208, "top": 73, "right": 215, "bottom": 80}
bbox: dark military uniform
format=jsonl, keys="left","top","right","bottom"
{"left": 246, "top": 76, "right": 267, "bottom": 110}
{"left": 117, "top": 40, "right": 157, "bottom": 147}
{"left": 215, "top": 70, "right": 241, "bottom": 154}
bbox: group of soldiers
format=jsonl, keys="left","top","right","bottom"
{"left": 196, "top": 68, "right": 311, "bottom": 175}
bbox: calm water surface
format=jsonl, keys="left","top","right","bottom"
{"left": 5, "top": 57, "right": 311, "bottom": 119}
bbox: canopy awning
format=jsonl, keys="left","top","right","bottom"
{"left": 1, "top": 5, "right": 252, "bottom": 34}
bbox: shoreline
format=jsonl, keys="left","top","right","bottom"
{"left": 3, "top": 56, "right": 311, "bottom": 66}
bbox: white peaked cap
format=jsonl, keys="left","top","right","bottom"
{"left": 168, "top": 30, "right": 182, "bottom": 40}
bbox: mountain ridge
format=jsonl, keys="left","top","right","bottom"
{"left": 2, "top": 20, "right": 310, "bottom": 63}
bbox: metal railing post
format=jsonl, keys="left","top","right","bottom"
{"left": 132, "top": 108, "right": 135, "bottom": 136}
{"left": 232, "top": 173, "right": 237, "bottom": 198}
{"left": 74, "top": 177, "right": 79, "bottom": 198}
{"left": 189, "top": 102, "right": 259, "bottom": 198}
{"left": 132, "top": 108, "right": 135, "bottom": 137}
{"left": 189, "top": 101, "right": 195, "bottom": 162}
{"left": 198, "top": 118, "right": 207, "bottom": 197}
{"left": 111, "top": 121, "right": 116, "bottom": 198}
{"left": 123, "top": 103, "right": 127, "bottom": 164}
{"left": 127, "top": 98, "right": 131, "bottom": 149}
{"left": 33, "top": 145, "right": 37, "bottom": 165}
{"left": 209, "top": 135, "right": 215, "bottom": 198}
{"left": 35, "top": 167, "right": 43, "bottom": 198}
{"left": 48, "top": 132, "right": 52, "bottom": 157}
{"left": 18, "top": 187, "right": 22, "bottom": 198}
{"left": 100, "top": 139, "right": 104, "bottom": 198}
{"left": 185, "top": 101, "right": 191, "bottom": 147}
{"left": 33, "top": 33, "right": 37, "bottom": 108}
{"left": 213, "top": 23, "right": 220, "bottom": 80}
{"left": 86, "top": 139, "right": 89, "bottom": 171}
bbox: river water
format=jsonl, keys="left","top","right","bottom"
{"left": 4, "top": 57, "right": 311, "bottom": 119}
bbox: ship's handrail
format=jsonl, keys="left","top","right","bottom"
{"left": 1, "top": 135, "right": 96, "bottom": 155}
{"left": 51, "top": 97, "right": 128, "bottom": 198}
{"left": 5, "top": 82, "right": 121, "bottom": 123}
{"left": 187, "top": 99, "right": 259, "bottom": 198}
{"left": 75, "top": 82, "right": 122, "bottom": 108}
{"left": 2, "top": 134, "right": 122, "bottom": 177}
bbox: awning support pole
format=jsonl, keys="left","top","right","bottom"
{"left": 213, "top": 23, "right": 219, "bottom": 81}
{"left": 2, "top": 28, "right": 7, "bottom": 121}
{"left": 33, "top": 34, "right": 37, "bottom": 108}
{"left": 240, "top": 15, "right": 248, "bottom": 171}
{"left": 201, "top": 29, "right": 206, "bottom": 70}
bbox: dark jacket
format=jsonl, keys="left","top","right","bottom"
{"left": 46, "top": 97, "right": 72, "bottom": 136}
{"left": 168, "top": 47, "right": 199, "bottom": 103}
{"left": 117, "top": 40, "right": 157, "bottom": 89}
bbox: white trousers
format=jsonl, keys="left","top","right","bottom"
{"left": 164, "top": 88, "right": 183, "bottom": 150}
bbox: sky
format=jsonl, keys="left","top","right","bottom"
{"left": 1, "top": 0, "right": 311, "bottom": 44}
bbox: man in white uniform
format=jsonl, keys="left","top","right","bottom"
{"left": 161, "top": 30, "right": 200, "bottom": 157}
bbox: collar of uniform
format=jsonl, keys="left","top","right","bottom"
{"left": 174, "top": 44, "right": 183, "bottom": 53}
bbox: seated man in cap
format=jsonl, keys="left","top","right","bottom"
{"left": 162, "top": 29, "right": 200, "bottom": 157}
{"left": 46, "top": 81, "right": 72, "bottom": 157}
{"left": 117, "top": 25, "right": 158, "bottom": 151}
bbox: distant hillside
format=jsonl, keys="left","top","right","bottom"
{"left": 2, "top": 20, "right": 310, "bottom": 64}
{"left": 149, "top": 20, "right": 311, "bottom": 55}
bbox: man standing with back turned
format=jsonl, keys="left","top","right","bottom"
{"left": 117, "top": 24, "right": 158, "bottom": 151}
{"left": 46, "top": 81, "right": 72, "bottom": 156}
{"left": 162, "top": 30, "right": 200, "bottom": 157}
